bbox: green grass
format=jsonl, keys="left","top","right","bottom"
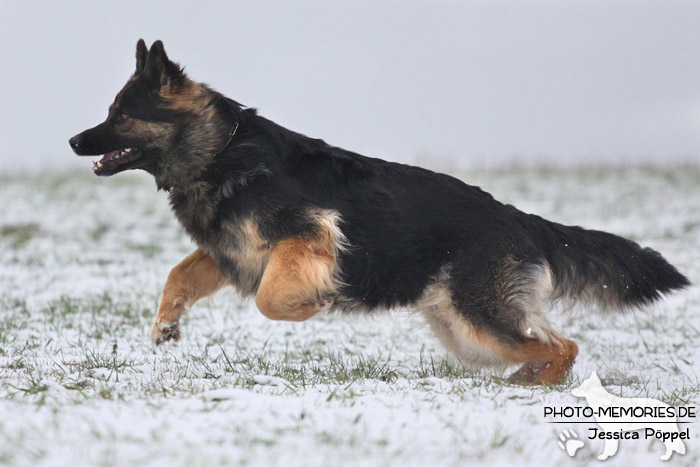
{"left": 0, "top": 168, "right": 698, "bottom": 466}
{"left": 1, "top": 223, "right": 41, "bottom": 248}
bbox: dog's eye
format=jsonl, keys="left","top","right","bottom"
{"left": 119, "top": 113, "right": 129, "bottom": 121}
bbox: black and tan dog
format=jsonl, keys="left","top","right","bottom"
{"left": 70, "top": 40, "right": 689, "bottom": 385}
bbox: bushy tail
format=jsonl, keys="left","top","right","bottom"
{"left": 535, "top": 219, "right": 690, "bottom": 310}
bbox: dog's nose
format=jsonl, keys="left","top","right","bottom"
{"left": 69, "top": 135, "right": 81, "bottom": 150}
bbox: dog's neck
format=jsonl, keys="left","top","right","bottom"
{"left": 212, "top": 121, "right": 239, "bottom": 159}
{"left": 155, "top": 98, "right": 242, "bottom": 192}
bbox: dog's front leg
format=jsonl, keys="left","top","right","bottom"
{"left": 151, "top": 249, "right": 227, "bottom": 345}
{"left": 254, "top": 237, "right": 337, "bottom": 322}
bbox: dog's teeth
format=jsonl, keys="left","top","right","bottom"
{"left": 92, "top": 161, "right": 97, "bottom": 168}
{"left": 97, "top": 161, "right": 103, "bottom": 168}
{"left": 124, "top": 148, "right": 132, "bottom": 153}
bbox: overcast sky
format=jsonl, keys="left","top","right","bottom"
{"left": 1, "top": 0, "right": 699, "bottom": 172}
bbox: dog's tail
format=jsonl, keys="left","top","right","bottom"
{"left": 532, "top": 217, "right": 690, "bottom": 311}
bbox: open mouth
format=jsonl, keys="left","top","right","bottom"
{"left": 92, "top": 148, "right": 143, "bottom": 176}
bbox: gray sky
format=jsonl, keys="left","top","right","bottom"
{"left": 1, "top": 0, "right": 699, "bottom": 172}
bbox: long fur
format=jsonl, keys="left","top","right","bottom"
{"left": 70, "top": 40, "right": 691, "bottom": 377}
{"left": 535, "top": 219, "right": 691, "bottom": 310}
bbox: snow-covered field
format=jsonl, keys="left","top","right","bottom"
{"left": 0, "top": 167, "right": 698, "bottom": 466}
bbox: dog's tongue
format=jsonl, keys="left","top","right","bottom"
{"left": 100, "top": 151, "right": 119, "bottom": 163}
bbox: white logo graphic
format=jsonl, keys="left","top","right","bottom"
{"left": 571, "top": 371, "right": 686, "bottom": 461}
{"left": 558, "top": 429, "right": 584, "bottom": 457}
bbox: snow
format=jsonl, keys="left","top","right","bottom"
{"left": 0, "top": 167, "right": 698, "bottom": 466}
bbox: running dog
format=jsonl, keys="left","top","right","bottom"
{"left": 69, "top": 40, "right": 690, "bottom": 385}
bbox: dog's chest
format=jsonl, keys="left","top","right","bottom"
{"left": 169, "top": 188, "right": 273, "bottom": 295}
{"left": 209, "top": 218, "right": 273, "bottom": 296}
{"left": 168, "top": 184, "right": 221, "bottom": 245}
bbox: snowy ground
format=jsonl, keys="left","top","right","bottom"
{"left": 0, "top": 166, "right": 698, "bottom": 466}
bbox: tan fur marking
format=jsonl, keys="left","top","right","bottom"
{"left": 255, "top": 237, "right": 336, "bottom": 322}
{"left": 504, "top": 339, "right": 579, "bottom": 386}
{"left": 227, "top": 218, "right": 271, "bottom": 295}
{"left": 162, "top": 78, "right": 215, "bottom": 113}
{"left": 159, "top": 78, "right": 225, "bottom": 163}
{"left": 255, "top": 212, "right": 343, "bottom": 322}
{"left": 151, "top": 249, "right": 227, "bottom": 343}
{"left": 419, "top": 282, "right": 509, "bottom": 367}
{"left": 419, "top": 278, "right": 577, "bottom": 385}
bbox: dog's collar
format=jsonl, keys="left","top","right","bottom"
{"left": 213, "top": 121, "right": 239, "bottom": 158}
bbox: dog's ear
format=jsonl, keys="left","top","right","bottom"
{"left": 135, "top": 39, "right": 148, "bottom": 74}
{"left": 144, "top": 40, "right": 184, "bottom": 92}
{"left": 590, "top": 370, "right": 600, "bottom": 383}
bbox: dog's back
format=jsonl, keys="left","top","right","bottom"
{"left": 70, "top": 40, "right": 690, "bottom": 386}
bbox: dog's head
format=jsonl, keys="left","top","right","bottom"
{"left": 69, "top": 40, "right": 233, "bottom": 188}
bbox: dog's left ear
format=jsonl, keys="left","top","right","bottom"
{"left": 144, "top": 40, "right": 184, "bottom": 92}
{"left": 135, "top": 39, "right": 148, "bottom": 73}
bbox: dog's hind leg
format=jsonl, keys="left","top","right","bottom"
{"left": 151, "top": 249, "right": 228, "bottom": 345}
{"left": 421, "top": 294, "right": 578, "bottom": 384}
{"left": 419, "top": 277, "right": 510, "bottom": 367}
{"left": 502, "top": 337, "right": 579, "bottom": 386}
{"left": 493, "top": 259, "right": 579, "bottom": 385}
{"left": 255, "top": 237, "right": 338, "bottom": 322}
{"left": 421, "top": 258, "right": 578, "bottom": 385}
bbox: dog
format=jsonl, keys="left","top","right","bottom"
{"left": 69, "top": 40, "right": 689, "bottom": 385}
{"left": 571, "top": 371, "right": 686, "bottom": 460}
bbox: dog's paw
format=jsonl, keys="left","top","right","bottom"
{"left": 150, "top": 321, "right": 181, "bottom": 346}
{"left": 315, "top": 292, "right": 336, "bottom": 311}
{"left": 506, "top": 361, "right": 547, "bottom": 385}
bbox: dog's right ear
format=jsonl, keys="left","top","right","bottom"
{"left": 135, "top": 39, "right": 148, "bottom": 74}
{"left": 144, "top": 40, "right": 185, "bottom": 93}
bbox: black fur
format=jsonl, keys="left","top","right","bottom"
{"left": 70, "top": 40, "right": 690, "bottom": 349}
{"left": 536, "top": 219, "right": 690, "bottom": 309}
